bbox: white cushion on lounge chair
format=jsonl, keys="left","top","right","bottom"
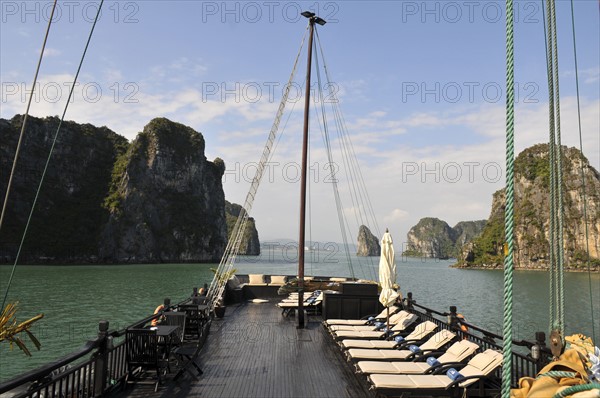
{"left": 418, "top": 329, "right": 455, "bottom": 351}
{"left": 401, "top": 320, "right": 437, "bottom": 340}
{"left": 335, "top": 319, "right": 432, "bottom": 342}
{"left": 341, "top": 339, "right": 399, "bottom": 349}
{"left": 347, "top": 330, "right": 455, "bottom": 361}
{"left": 369, "top": 349, "right": 502, "bottom": 390}
{"left": 325, "top": 307, "right": 402, "bottom": 326}
{"left": 390, "top": 313, "right": 418, "bottom": 331}
{"left": 348, "top": 348, "right": 415, "bottom": 360}
{"left": 330, "top": 277, "right": 347, "bottom": 282}
{"left": 359, "top": 361, "right": 432, "bottom": 375}
{"left": 370, "top": 374, "right": 450, "bottom": 389}
{"left": 437, "top": 340, "right": 480, "bottom": 363}
{"left": 333, "top": 314, "right": 426, "bottom": 340}
{"left": 277, "top": 292, "right": 323, "bottom": 308}
{"left": 357, "top": 339, "right": 480, "bottom": 375}
{"left": 329, "top": 311, "right": 410, "bottom": 332}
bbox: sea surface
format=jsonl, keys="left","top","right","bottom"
{"left": 1, "top": 249, "right": 598, "bottom": 382}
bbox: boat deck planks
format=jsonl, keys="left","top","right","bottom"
{"left": 117, "top": 300, "right": 372, "bottom": 397}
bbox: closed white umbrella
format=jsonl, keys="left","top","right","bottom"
{"left": 378, "top": 229, "right": 400, "bottom": 331}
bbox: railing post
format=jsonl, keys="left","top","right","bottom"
{"left": 405, "top": 292, "right": 413, "bottom": 309}
{"left": 448, "top": 306, "right": 459, "bottom": 331}
{"left": 533, "top": 331, "right": 547, "bottom": 373}
{"left": 93, "top": 320, "right": 109, "bottom": 397}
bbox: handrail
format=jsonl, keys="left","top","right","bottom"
{"left": 0, "top": 339, "right": 100, "bottom": 393}
{"left": 0, "top": 296, "right": 193, "bottom": 393}
{"left": 406, "top": 293, "right": 548, "bottom": 349}
{"left": 110, "top": 297, "right": 193, "bottom": 337}
{"left": 409, "top": 301, "right": 449, "bottom": 317}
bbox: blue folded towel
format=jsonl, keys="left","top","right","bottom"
{"left": 426, "top": 357, "right": 441, "bottom": 367}
{"left": 408, "top": 344, "right": 421, "bottom": 353}
{"left": 446, "top": 368, "right": 464, "bottom": 381}
{"left": 394, "top": 335, "right": 405, "bottom": 343}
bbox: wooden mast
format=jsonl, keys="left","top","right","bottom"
{"left": 298, "top": 11, "right": 326, "bottom": 329}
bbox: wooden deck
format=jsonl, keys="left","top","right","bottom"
{"left": 117, "top": 300, "right": 373, "bottom": 398}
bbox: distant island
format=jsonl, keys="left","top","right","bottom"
{"left": 0, "top": 115, "right": 259, "bottom": 264}
{"left": 404, "top": 144, "right": 600, "bottom": 271}
{"left": 403, "top": 219, "right": 486, "bottom": 259}
{"left": 356, "top": 225, "right": 380, "bottom": 256}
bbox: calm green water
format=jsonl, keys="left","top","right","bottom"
{"left": 1, "top": 252, "right": 598, "bottom": 382}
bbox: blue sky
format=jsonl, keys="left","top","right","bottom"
{"left": 1, "top": 1, "right": 599, "bottom": 246}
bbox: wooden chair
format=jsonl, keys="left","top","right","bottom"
{"left": 179, "top": 304, "right": 203, "bottom": 341}
{"left": 173, "top": 343, "right": 203, "bottom": 380}
{"left": 125, "top": 328, "right": 163, "bottom": 392}
{"left": 163, "top": 312, "right": 186, "bottom": 343}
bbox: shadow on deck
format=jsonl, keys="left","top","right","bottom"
{"left": 115, "top": 300, "right": 373, "bottom": 398}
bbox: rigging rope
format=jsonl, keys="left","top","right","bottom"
{"left": 501, "top": 0, "right": 516, "bottom": 396}
{"left": 207, "top": 27, "right": 308, "bottom": 307}
{"left": 542, "top": 0, "right": 558, "bottom": 335}
{"left": 315, "top": 30, "right": 380, "bottom": 281}
{"left": 549, "top": 0, "right": 566, "bottom": 336}
{"left": 570, "top": 0, "right": 596, "bottom": 343}
{"left": 544, "top": 0, "right": 566, "bottom": 340}
{"left": 314, "top": 31, "right": 381, "bottom": 282}
{"left": 312, "top": 38, "right": 356, "bottom": 280}
{"left": 1, "top": 0, "right": 104, "bottom": 313}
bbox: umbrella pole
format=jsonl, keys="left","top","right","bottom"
{"left": 387, "top": 307, "right": 390, "bottom": 331}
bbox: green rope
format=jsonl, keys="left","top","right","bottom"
{"left": 542, "top": 0, "right": 558, "bottom": 334}
{"left": 552, "top": 383, "right": 600, "bottom": 398}
{"left": 536, "top": 371, "right": 576, "bottom": 380}
{"left": 570, "top": 0, "right": 596, "bottom": 344}
{"left": 0, "top": 0, "right": 105, "bottom": 313}
{"left": 501, "top": 0, "right": 516, "bottom": 396}
{"left": 549, "top": 0, "right": 566, "bottom": 336}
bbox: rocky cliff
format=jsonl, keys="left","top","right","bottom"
{"left": 356, "top": 225, "right": 380, "bottom": 256}
{"left": 0, "top": 115, "right": 127, "bottom": 262}
{"left": 225, "top": 201, "right": 260, "bottom": 255}
{"left": 0, "top": 115, "right": 256, "bottom": 264}
{"left": 99, "top": 118, "right": 227, "bottom": 263}
{"left": 459, "top": 144, "right": 600, "bottom": 270}
{"left": 403, "top": 218, "right": 486, "bottom": 259}
{"left": 453, "top": 220, "right": 488, "bottom": 247}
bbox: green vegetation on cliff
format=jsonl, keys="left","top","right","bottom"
{"left": 224, "top": 201, "right": 260, "bottom": 255}
{"left": 0, "top": 115, "right": 252, "bottom": 264}
{"left": 461, "top": 144, "right": 600, "bottom": 270}
{"left": 0, "top": 116, "right": 128, "bottom": 261}
{"left": 404, "top": 218, "right": 486, "bottom": 259}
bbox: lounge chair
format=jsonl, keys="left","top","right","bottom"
{"left": 324, "top": 306, "right": 402, "bottom": 326}
{"left": 346, "top": 329, "right": 456, "bottom": 362}
{"left": 367, "top": 349, "right": 502, "bottom": 396}
{"left": 276, "top": 292, "right": 323, "bottom": 316}
{"left": 328, "top": 310, "right": 412, "bottom": 332}
{"left": 357, "top": 339, "right": 480, "bottom": 375}
{"left": 333, "top": 317, "right": 429, "bottom": 343}
{"left": 278, "top": 291, "right": 321, "bottom": 304}
{"left": 279, "top": 290, "right": 321, "bottom": 303}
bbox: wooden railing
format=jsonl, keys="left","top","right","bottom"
{"left": 0, "top": 297, "right": 207, "bottom": 398}
{"left": 404, "top": 292, "right": 552, "bottom": 387}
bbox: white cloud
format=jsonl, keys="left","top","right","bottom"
{"left": 42, "top": 48, "right": 61, "bottom": 57}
